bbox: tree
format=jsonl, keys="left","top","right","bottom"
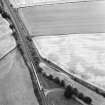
{"left": 101, "top": 93, "right": 105, "bottom": 98}
{"left": 54, "top": 77, "right": 60, "bottom": 84}
{"left": 1, "top": 11, "right": 10, "bottom": 19}
{"left": 48, "top": 74, "right": 53, "bottom": 80}
{"left": 0, "top": 7, "right": 3, "bottom": 13}
{"left": 78, "top": 93, "right": 84, "bottom": 100}
{"left": 9, "top": 24, "right": 14, "bottom": 29}
{"left": 26, "top": 36, "right": 32, "bottom": 41}
{"left": 72, "top": 88, "right": 79, "bottom": 96}
{"left": 12, "top": 29, "right": 17, "bottom": 39}
{"left": 42, "top": 72, "right": 46, "bottom": 77}
{"left": 60, "top": 80, "right": 65, "bottom": 87}
{"left": 37, "top": 67, "right": 43, "bottom": 73}
{"left": 64, "top": 85, "right": 73, "bottom": 99}
{"left": 83, "top": 96, "right": 92, "bottom": 104}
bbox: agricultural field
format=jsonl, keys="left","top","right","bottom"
{"left": 17, "top": 0, "right": 105, "bottom": 90}
{"left": 33, "top": 33, "right": 105, "bottom": 91}
{"left": 4, "top": 0, "right": 105, "bottom": 104}
{"left": 0, "top": 15, "right": 16, "bottom": 59}
{"left": 18, "top": 0, "right": 105, "bottom": 36}
{"left": 0, "top": 12, "right": 38, "bottom": 105}
{"left": 0, "top": 49, "right": 39, "bottom": 105}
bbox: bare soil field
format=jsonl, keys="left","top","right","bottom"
{"left": 33, "top": 33, "right": 105, "bottom": 90}
{"left": 0, "top": 49, "right": 39, "bottom": 105}
{"left": 18, "top": 0, "right": 105, "bottom": 36}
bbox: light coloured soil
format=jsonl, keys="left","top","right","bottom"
{"left": 0, "top": 49, "right": 39, "bottom": 105}
{"left": 33, "top": 33, "right": 105, "bottom": 90}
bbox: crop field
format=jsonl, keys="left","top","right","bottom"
{"left": 0, "top": 49, "right": 39, "bottom": 105}
{"left": 18, "top": 0, "right": 105, "bottom": 36}
{"left": 0, "top": 14, "right": 38, "bottom": 103}
{"left": 33, "top": 33, "right": 105, "bottom": 91}
{"left": 0, "top": 15, "right": 16, "bottom": 58}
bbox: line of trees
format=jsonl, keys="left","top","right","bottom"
{"left": 41, "top": 70, "right": 92, "bottom": 105}
{"left": 64, "top": 85, "right": 92, "bottom": 104}
{"left": 42, "top": 72, "right": 66, "bottom": 88}
{"left": 0, "top": 6, "right": 18, "bottom": 41}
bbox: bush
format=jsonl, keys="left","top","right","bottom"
{"left": 42, "top": 72, "right": 46, "bottom": 77}
{"left": 101, "top": 93, "right": 105, "bottom": 97}
{"left": 48, "top": 74, "right": 53, "bottom": 80}
{"left": 12, "top": 29, "right": 17, "bottom": 38}
{"left": 37, "top": 67, "right": 43, "bottom": 73}
{"left": 83, "top": 96, "right": 92, "bottom": 104}
{"left": 60, "top": 80, "right": 65, "bottom": 87}
{"left": 54, "top": 77, "right": 60, "bottom": 84}
{"left": 72, "top": 88, "right": 79, "bottom": 96}
{"left": 0, "top": 7, "right": 3, "bottom": 14}
{"left": 78, "top": 93, "right": 84, "bottom": 100}
{"left": 9, "top": 24, "right": 14, "bottom": 29}
{"left": 1, "top": 11, "right": 10, "bottom": 19}
{"left": 64, "top": 85, "right": 73, "bottom": 99}
{"left": 19, "top": 48, "right": 24, "bottom": 55}
{"left": 26, "top": 36, "right": 32, "bottom": 41}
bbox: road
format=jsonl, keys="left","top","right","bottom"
{"left": 0, "top": 0, "right": 96, "bottom": 105}
{"left": 42, "top": 58, "right": 105, "bottom": 97}
{"left": 1, "top": 0, "right": 48, "bottom": 105}
{"left": 18, "top": 1, "right": 105, "bottom": 36}
{"left": 42, "top": 58, "right": 105, "bottom": 105}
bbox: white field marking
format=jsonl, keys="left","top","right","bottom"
{"left": 44, "top": 88, "right": 64, "bottom": 96}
